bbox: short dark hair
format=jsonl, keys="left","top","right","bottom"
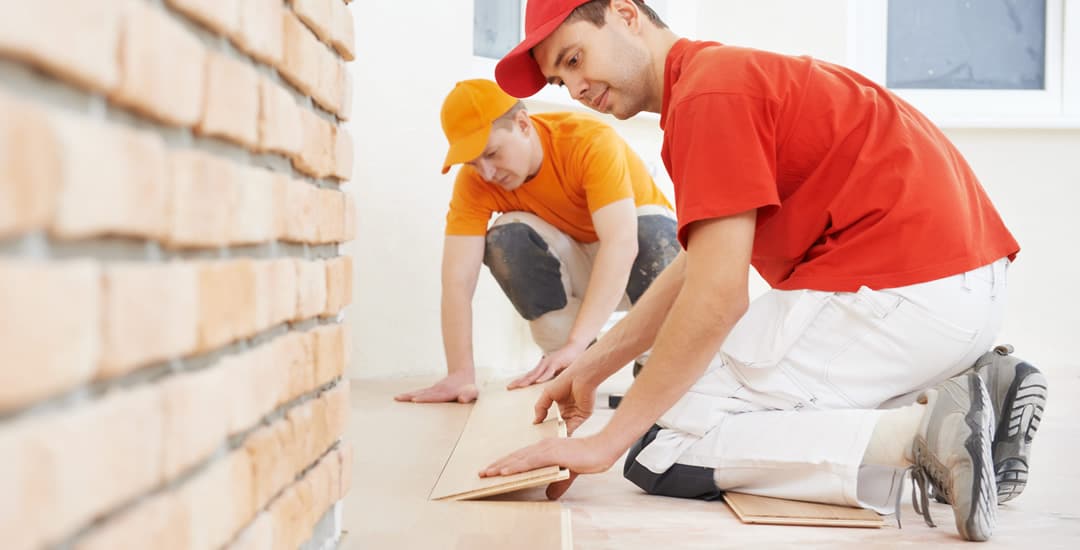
{"left": 566, "top": 0, "right": 668, "bottom": 29}
{"left": 493, "top": 101, "right": 528, "bottom": 129}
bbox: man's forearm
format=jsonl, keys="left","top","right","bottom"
{"left": 596, "top": 271, "right": 748, "bottom": 451}
{"left": 577, "top": 252, "right": 687, "bottom": 383}
{"left": 441, "top": 291, "right": 476, "bottom": 376}
{"left": 566, "top": 240, "right": 637, "bottom": 348}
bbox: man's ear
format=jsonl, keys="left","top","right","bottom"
{"left": 515, "top": 109, "right": 531, "bottom": 134}
{"left": 611, "top": 0, "right": 641, "bottom": 31}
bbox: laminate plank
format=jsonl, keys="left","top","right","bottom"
{"left": 341, "top": 378, "right": 570, "bottom": 550}
{"left": 430, "top": 382, "right": 569, "bottom": 501}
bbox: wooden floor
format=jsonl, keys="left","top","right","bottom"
{"left": 343, "top": 374, "right": 1080, "bottom": 549}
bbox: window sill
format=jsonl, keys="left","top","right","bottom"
{"left": 933, "top": 116, "right": 1080, "bottom": 130}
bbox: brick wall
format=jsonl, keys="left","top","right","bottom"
{"left": 0, "top": 1, "right": 356, "bottom": 548}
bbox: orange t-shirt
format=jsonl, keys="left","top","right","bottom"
{"left": 445, "top": 112, "right": 672, "bottom": 243}
{"left": 661, "top": 39, "right": 1020, "bottom": 291}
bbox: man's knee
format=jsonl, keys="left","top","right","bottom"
{"left": 627, "top": 215, "right": 681, "bottom": 303}
{"left": 623, "top": 425, "right": 723, "bottom": 500}
{"left": 484, "top": 222, "right": 567, "bottom": 321}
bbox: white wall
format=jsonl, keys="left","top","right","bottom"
{"left": 349, "top": 1, "right": 1079, "bottom": 382}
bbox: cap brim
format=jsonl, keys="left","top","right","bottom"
{"left": 441, "top": 125, "right": 491, "bottom": 174}
{"left": 495, "top": 9, "right": 575, "bottom": 98}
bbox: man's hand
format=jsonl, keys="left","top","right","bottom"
{"left": 507, "top": 340, "right": 589, "bottom": 390}
{"left": 393, "top": 371, "right": 479, "bottom": 403}
{"left": 479, "top": 435, "right": 620, "bottom": 500}
{"left": 533, "top": 368, "right": 597, "bottom": 436}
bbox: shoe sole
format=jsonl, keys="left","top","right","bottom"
{"left": 992, "top": 362, "right": 1048, "bottom": 503}
{"left": 961, "top": 375, "right": 997, "bottom": 541}
{"left": 915, "top": 375, "right": 997, "bottom": 541}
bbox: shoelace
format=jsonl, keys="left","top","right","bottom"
{"left": 895, "top": 465, "right": 937, "bottom": 529}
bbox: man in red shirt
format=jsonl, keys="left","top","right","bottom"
{"left": 481, "top": 0, "right": 1048, "bottom": 542}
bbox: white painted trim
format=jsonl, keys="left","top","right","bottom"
{"left": 1065, "top": 0, "right": 1080, "bottom": 115}
{"left": 848, "top": 0, "right": 1076, "bottom": 128}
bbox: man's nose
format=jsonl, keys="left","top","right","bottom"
{"left": 477, "top": 159, "right": 496, "bottom": 181}
{"left": 566, "top": 77, "right": 588, "bottom": 102}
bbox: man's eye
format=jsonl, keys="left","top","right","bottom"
{"left": 568, "top": 54, "right": 579, "bottom": 67}
{"left": 485, "top": 151, "right": 497, "bottom": 158}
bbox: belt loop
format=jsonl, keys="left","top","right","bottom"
{"left": 961, "top": 269, "right": 973, "bottom": 292}
{"left": 990, "top": 259, "right": 1004, "bottom": 299}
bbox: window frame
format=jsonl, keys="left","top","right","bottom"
{"left": 848, "top": 0, "right": 1080, "bottom": 128}
{"left": 470, "top": 0, "right": 699, "bottom": 110}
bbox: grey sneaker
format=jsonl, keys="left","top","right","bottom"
{"left": 911, "top": 373, "right": 997, "bottom": 542}
{"left": 973, "top": 345, "right": 1048, "bottom": 503}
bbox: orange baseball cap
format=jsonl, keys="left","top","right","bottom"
{"left": 495, "top": 0, "right": 592, "bottom": 98}
{"left": 440, "top": 79, "right": 519, "bottom": 174}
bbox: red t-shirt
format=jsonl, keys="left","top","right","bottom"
{"left": 661, "top": 39, "right": 1019, "bottom": 291}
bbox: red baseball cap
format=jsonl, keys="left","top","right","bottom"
{"left": 495, "top": 0, "right": 592, "bottom": 98}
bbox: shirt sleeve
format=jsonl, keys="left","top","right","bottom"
{"left": 445, "top": 170, "right": 496, "bottom": 236}
{"left": 666, "top": 92, "right": 781, "bottom": 248}
{"left": 573, "top": 128, "right": 636, "bottom": 214}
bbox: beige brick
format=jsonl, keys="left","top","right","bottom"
{"left": 312, "top": 45, "right": 345, "bottom": 115}
{"left": 312, "top": 325, "right": 345, "bottom": 386}
{"left": 339, "top": 68, "right": 354, "bottom": 121}
{"left": 338, "top": 443, "right": 354, "bottom": 499}
{"left": 281, "top": 179, "right": 318, "bottom": 243}
{"left": 279, "top": 10, "right": 322, "bottom": 98}
{"left": 315, "top": 188, "right": 345, "bottom": 243}
{"left": 286, "top": 400, "right": 319, "bottom": 473}
{"left": 0, "top": 423, "right": 39, "bottom": 549}
{"left": 248, "top": 343, "right": 288, "bottom": 424}
{"left": 0, "top": 261, "right": 100, "bottom": 412}
{"left": 229, "top": 168, "right": 276, "bottom": 245}
{"left": 166, "top": 150, "right": 235, "bottom": 248}
{"left": 234, "top": 0, "right": 284, "bottom": 65}
{"left": 332, "top": 125, "right": 355, "bottom": 181}
{"left": 329, "top": 0, "right": 356, "bottom": 61}
{"left": 291, "top": 0, "right": 333, "bottom": 46}
{"left": 178, "top": 450, "right": 251, "bottom": 550}
{"left": 276, "top": 476, "right": 316, "bottom": 550}
{"left": 324, "top": 380, "right": 350, "bottom": 444}
{"left": 258, "top": 78, "right": 303, "bottom": 157}
{"left": 293, "top": 109, "right": 335, "bottom": 178}
{"left": 196, "top": 260, "right": 258, "bottom": 351}
{"left": 0, "top": 92, "right": 61, "bottom": 239}
{"left": 27, "top": 387, "right": 163, "bottom": 546}
{"left": 344, "top": 192, "right": 357, "bottom": 241}
{"left": 0, "top": 0, "right": 125, "bottom": 94}
{"left": 305, "top": 458, "right": 334, "bottom": 524}
{"left": 99, "top": 263, "right": 199, "bottom": 379}
{"left": 75, "top": 492, "right": 189, "bottom": 550}
{"left": 221, "top": 352, "right": 258, "bottom": 434}
{"left": 197, "top": 51, "right": 260, "bottom": 149}
{"left": 231, "top": 450, "right": 257, "bottom": 532}
{"left": 161, "top": 367, "right": 228, "bottom": 478}
{"left": 296, "top": 260, "right": 328, "bottom": 320}
{"left": 113, "top": 1, "right": 206, "bottom": 127}
{"left": 259, "top": 258, "right": 299, "bottom": 327}
{"left": 244, "top": 421, "right": 294, "bottom": 508}
{"left": 227, "top": 512, "right": 273, "bottom": 550}
{"left": 323, "top": 256, "right": 353, "bottom": 316}
{"left": 166, "top": 0, "right": 239, "bottom": 36}
{"left": 51, "top": 114, "right": 169, "bottom": 240}
{"left": 276, "top": 330, "right": 316, "bottom": 402}
{"left": 270, "top": 173, "right": 291, "bottom": 239}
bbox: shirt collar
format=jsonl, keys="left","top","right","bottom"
{"left": 660, "top": 38, "right": 693, "bottom": 131}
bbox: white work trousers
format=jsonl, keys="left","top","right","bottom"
{"left": 631, "top": 258, "right": 1010, "bottom": 512}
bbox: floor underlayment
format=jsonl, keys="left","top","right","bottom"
{"left": 344, "top": 374, "right": 1080, "bottom": 549}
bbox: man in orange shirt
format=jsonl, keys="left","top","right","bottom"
{"left": 395, "top": 79, "right": 678, "bottom": 404}
{"left": 481, "top": 0, "right": 1048, "bottom": 542}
